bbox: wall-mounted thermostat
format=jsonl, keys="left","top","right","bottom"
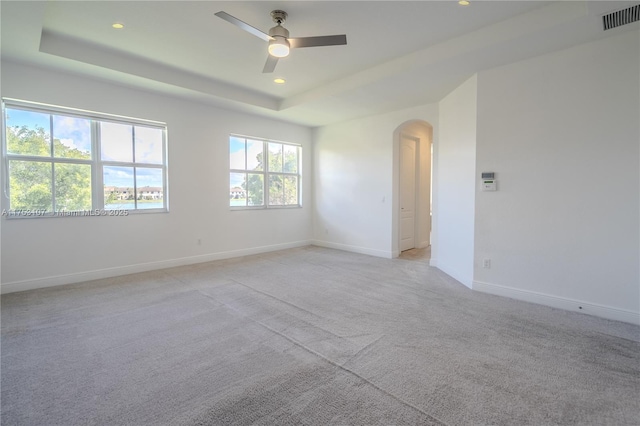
{"left": 482, "top": 180, "right": 497, "bottom": 191}
{"left": 481, "top": 172, "right": 497, "bottom": 191}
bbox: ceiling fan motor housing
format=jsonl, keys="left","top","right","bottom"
{"left": 268, "top": 25, "right": 289, "bottom": 39}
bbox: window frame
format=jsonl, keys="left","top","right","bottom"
{"left": 229, "top": 134, "right": 301, "bottom": 210}
{"left": 2, "top": 98, "right": 169, "bottom": 218}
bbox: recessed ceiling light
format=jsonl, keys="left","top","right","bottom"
{"left": 112, "top": 22, "right": 125, "bottom": 29}
{"left": 274, "top": 78, "right": 286, "bottom": 84}
{"left": 458, "top": 0, "right": 470, "bottom": 5}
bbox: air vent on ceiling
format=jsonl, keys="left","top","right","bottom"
{"left": 602, "top": 4, "right": 640, "bottom": 30}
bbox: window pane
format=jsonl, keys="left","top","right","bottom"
{"left": 53, "top": 115, "right": 91, "bottom": 160}
{"left": 5, "top": 108, "right": 51, "bottom": 156}
{"left": 9, "top": 160, "right": 52, "bottom": 211}
{"left": 230, "top": 172, "right": 246, "bottom": 207}
{"left": 135, "top": 168, "right": 164, "bottom": 209}
{"left": 229, "top": 137, "right": 245, "bottom": 170}
{"left": 268, "top": 175, "right": 284, "bottom": 205}
{"left": 104, "top": 166, "right": 135, "bottom": 209}
{"left": 284, "top": 176, "right": 298, "bottom": 205}
{"left": 283, "top": 145, "right": 298, "bottom": 173}
{"left": 268, "top": 143, "right": 282, "bottom": 172}
{"left": 246, "top": 139, "right": 263, "bottom": 171}
{"left": 134, "top": 126, "right": 163, "bottom": 164}
{"left": 55, "top": 163, "right": 92, "bottom": 211}
{"left": 227, "top": 136, "right": 299, "bottom": 209}
{"left": 247, "top": 173, "right": 264, "bottom": 206}
{"left": 101, "top": 122, "right": 133, "bottom": 162}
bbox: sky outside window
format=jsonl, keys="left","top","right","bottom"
{"left": 101, "top": 122, "right": 133, "bottom": 162}
{"left": 53, "top": 115, "right": 91, "bottom": 159}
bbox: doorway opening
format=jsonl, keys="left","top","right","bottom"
{"left": 392, "top": 120, "right": 433, "bottom": 259}
{"left": 400, "top": 134, "right": 419, "bottom": 251}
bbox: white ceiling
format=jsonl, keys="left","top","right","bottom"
{"left": 2, "top": 1, "right": 638, "bottom": 127}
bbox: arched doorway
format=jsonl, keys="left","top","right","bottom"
{"left": 392, "top": 120, "right": 433, "bottom": 257}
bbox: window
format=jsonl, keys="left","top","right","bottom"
{"left": 2, "top": 99, "right": 167, "bottom": 217}
{"left": 229, "top": 135, "right": 300, "bottom": 208}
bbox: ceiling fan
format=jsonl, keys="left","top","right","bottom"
{"left": 214, "top": 10, "right": 347, "bottom": 73}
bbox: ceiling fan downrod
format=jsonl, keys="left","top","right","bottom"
{"left": 270, "top": 10, "right": 288, "bottom": 25}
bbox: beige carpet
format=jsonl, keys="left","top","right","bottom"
{"left": 2, "top": 246, "right": 639, "bottom": 425}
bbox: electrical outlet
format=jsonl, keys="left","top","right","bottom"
{"left": 483, "top": 259, "right": 491, "bottom": 269}
{"left": 197, "top": 239, "right": 202, "bottom": 245}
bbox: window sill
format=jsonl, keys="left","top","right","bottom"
{"left": 229, "top": 205, "right": 302, "bottom": 211}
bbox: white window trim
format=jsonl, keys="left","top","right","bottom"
{"left": 229, "top": 134, "right": 302, "bottom": 210}
{"left": 2, "top": 98, "right": 169, "bottom": 218}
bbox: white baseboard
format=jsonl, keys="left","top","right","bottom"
{"left": 1, "top": 240, "right": 312, "bottom": 294}
{"left": 473, "top": 280, "right": 640, "bottom": 325}
{"left": 310, "top": 240, "right": 393, "bottom": 259}
{"left": 429, "top": 257, "right": 438, "bottom": 267}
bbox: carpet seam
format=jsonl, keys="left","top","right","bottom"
{"left": 197, "top": 289, "right": 449, "bottom": 426}
{"left": 227, "top": 279, "right": 354, "bottom": 340}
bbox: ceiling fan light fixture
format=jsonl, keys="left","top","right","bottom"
{"left": 268, "top": 38, "right": 290, "bottom": 58}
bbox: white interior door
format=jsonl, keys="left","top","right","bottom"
{"left": 400, "top": 135, "right": 417, "bottom": 251}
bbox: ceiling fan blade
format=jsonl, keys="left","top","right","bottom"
{"left": 214, "top": 11, "right": 272, "bottom": 42}
{"left": 289, "top": 35, "right": 347, "bottom": 49}
{"left": 262, "top": 55, "right": 279, "bottom": 73}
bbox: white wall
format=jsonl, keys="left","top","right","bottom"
{"left": 434, "top": 75, "right": 478, "bottom": 288}
{"left": 312, "top": 104, "right": 438, "bottom": 258}
{"left": 474, "top": 30, "right": 640, "bottom": 324}
{"left": 1, "top": 62, "right": 313, "bottom": 292}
